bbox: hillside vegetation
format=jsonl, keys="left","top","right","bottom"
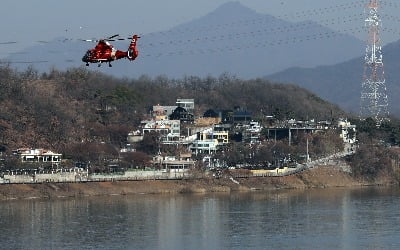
{"left": 0, "top": 65, "right": 346, "bottom": 153}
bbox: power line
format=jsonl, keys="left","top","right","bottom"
{"left": 141, "top": 26, "right": 368, "bottom": 58}
{"left": 140, "top": 13, "right": 367, "bottom": 50}
{"left": 143, "top": 1, "right": 367, "bottom": 41}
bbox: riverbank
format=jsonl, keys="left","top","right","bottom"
{"left": 0, "top": 166, "right": 397, "bottom": 201}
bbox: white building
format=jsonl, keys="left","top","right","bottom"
{"left": 190, "top": 127, "right": 229, "bottom": 154}
{"left": 190, "top": 140, "right": 219, "bottom": 154}
{"left": 141, "top": 119, "right": 182, "bottom": 144}
{"left": 127, "top": 130, "right": 143, "bottom": 143}
{"left": 152, "top": 153, "right": 195, "bottom": 170}
{"left": 142, "top": 120, "right": 180, "bottom": 136}
{"left": 176, "top": 99, "right": 194, "bottom": 114}
{"left": 14, "top": 148, "right": 62, "bottom": 165}
{"left": 338, "top": 119, "right": 357, "bottom": 144}
{"left": 242, "top": 121, "right": 263, "bottom": 144}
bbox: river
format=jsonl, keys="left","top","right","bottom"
{"left": 1, "top": 187, "right": 400, "bottom": 249}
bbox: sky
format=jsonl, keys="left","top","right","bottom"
{"left": 1, "top": 0, "right": 399, "bottom": 59}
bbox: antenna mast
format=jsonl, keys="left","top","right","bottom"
{"left": 360, "top": 0, "right": 389, "bottom": 123}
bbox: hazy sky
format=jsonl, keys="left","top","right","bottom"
{"left": 1, "top": 0, "right": 399, "bottom": 58}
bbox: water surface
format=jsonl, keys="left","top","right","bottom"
{"left": 1, "top": 187, "right": 400, "bottom": 249}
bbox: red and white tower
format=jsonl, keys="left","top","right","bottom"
{"left": 360, "top": 0, "right": 389, "bottom": 122}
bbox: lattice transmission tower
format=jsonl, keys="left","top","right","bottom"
{"left": 360, "top": 0, "right": 389, "bottom": 122}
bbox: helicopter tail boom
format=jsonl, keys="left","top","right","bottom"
{"left": 127, "top": 35, "right": 140, "bottom": 60}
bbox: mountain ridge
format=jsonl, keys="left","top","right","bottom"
{"left": 267, "top": 39, "right": 400, "bottom": 116}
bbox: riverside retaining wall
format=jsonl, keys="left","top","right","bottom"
{"left": 0, "top": 169, "right": 189, "bottom": 184}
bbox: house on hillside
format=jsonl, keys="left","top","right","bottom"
{"left": 169, "top": 106, "right": 194, "bottom": 122}
{"left": 242, "top": 121, "right": 263, "bottom": 144}
{"left": 13, "top": 148, "right": 62, "bottom": 166}
{"left": 176, "top": 98, "right": 194, "bottom": 114}
{"left": 338, "top": 119, "right": 357, "bottom": 144}
{"left": 142, "top": 119, "right": 180, "bottom": 136}
{"left": 219, "top": 107, "right": 252, "bottom": 124}
{"left": 127, "top": 130, "right": 143, "bottom": 143}
{"left": 152, "top": 152, "right": 195, "bottom": 171}
{"left": 233, "top": 109, "right": 252, "bottom": 123}
{"left": 190, "top": 127, "right": 229, "bottom": 154}
{"left": 152, "top": 104, "right": 177, "bottom": 120}
{"left": 140, "top": 119, "right": 182, "bottom": 144}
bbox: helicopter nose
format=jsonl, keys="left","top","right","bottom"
{"left": 82, "top": 51, "right": 90, "bottom": 62}
{"left": 82, "top": 56, "right": 88, "bottom": 62}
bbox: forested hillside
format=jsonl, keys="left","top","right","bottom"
{"left": 0, "top": 65, "right": 346, "bottom": 153}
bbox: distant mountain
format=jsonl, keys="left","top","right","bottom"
{"left": 266, "top": 39, "right": 400, "bottom": 116}
{"left": 5, "top": 1, "right": 364, "bottom": 79}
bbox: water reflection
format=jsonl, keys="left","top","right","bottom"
{"left": 1, "top": 187, "right": 400, "bottom": 249}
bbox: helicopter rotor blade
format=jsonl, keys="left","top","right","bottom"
{"left": 0, "top": 60, "right": 49, "bottom": 64}
{"left": 0, "top": 41, "right": 17, "bottom": 45}
{"left": 107, "top": 34, "right": 119, "bottom": 40}
{"left": 80, "top": 39, "right": 98, "bottom": 42}
{"left": 79, "top": 34, "right": 140, "bottom": 43}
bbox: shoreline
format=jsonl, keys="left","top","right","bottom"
{"left": 0, "top": 166, "right": 397, "bottom": 201}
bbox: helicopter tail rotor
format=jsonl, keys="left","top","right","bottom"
{"left": 127, "top": 35, "right": 140, "bottom": 60}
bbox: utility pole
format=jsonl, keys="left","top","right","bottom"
{"left": 306, "top": 137, "right": 310, "bottom": 163}
{"left": 360, "top": 0, "right": 389, "bottom": 124}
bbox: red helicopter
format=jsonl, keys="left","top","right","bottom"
{"left": 81, "top": 34, "right": 140, "bottom": 67}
